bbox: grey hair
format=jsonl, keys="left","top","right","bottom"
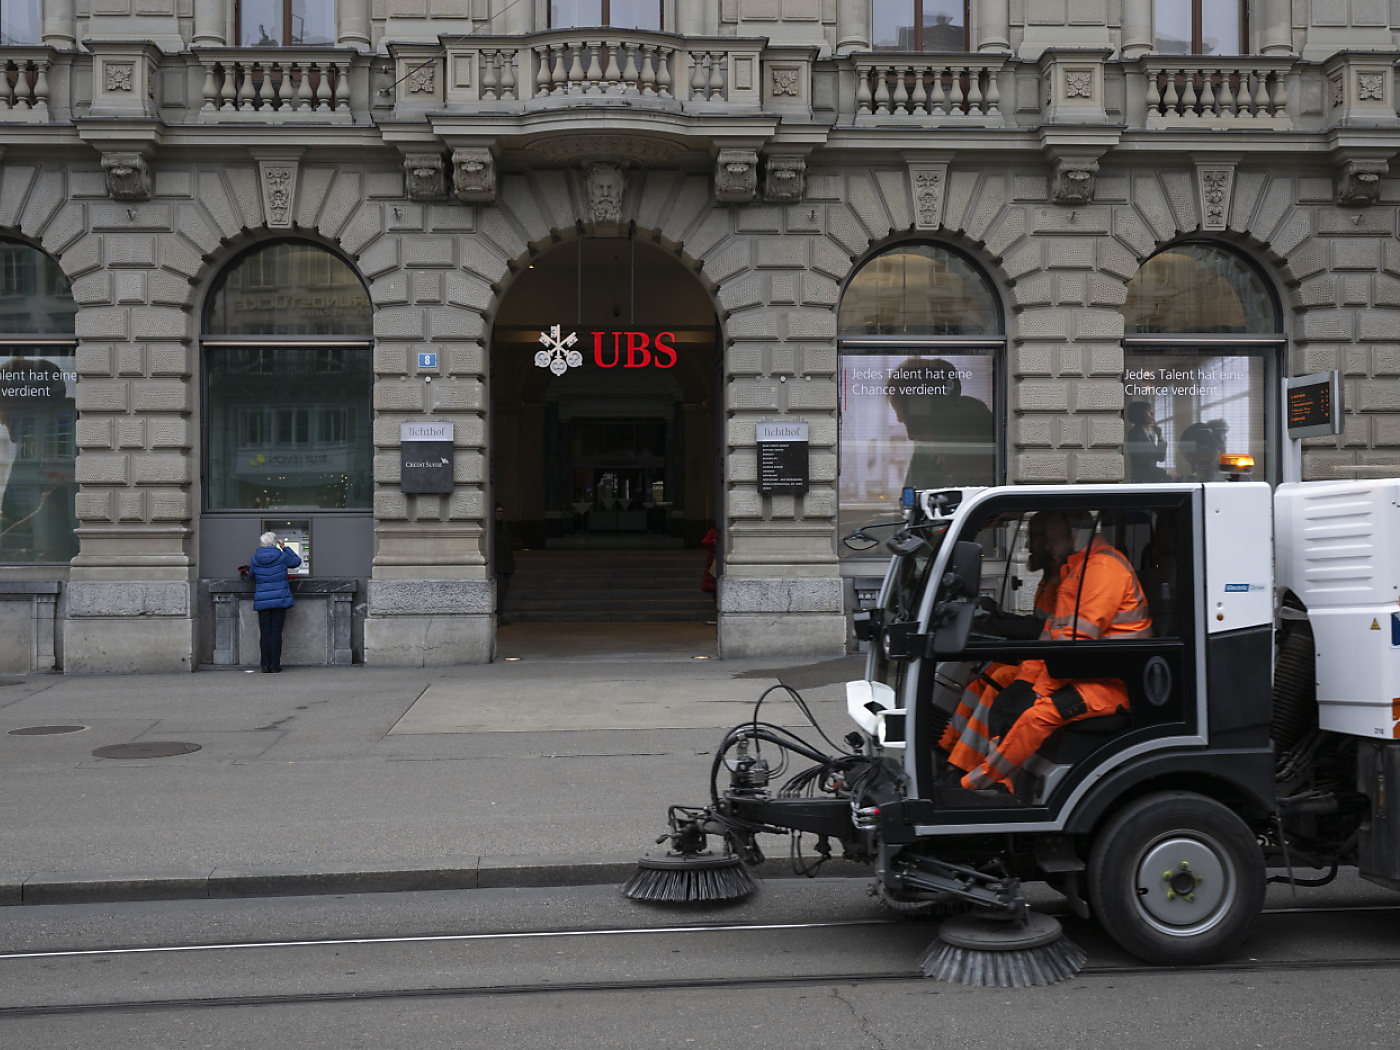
{"left": 259, "top": 531, "right": 278, "bottom": 546}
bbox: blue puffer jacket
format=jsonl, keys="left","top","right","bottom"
{"left": 249, "top": 544, "right": 302, "bottom": 610}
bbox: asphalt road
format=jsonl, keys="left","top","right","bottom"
{"left": 4, "top": 874, "right": 1400, "bottom": 1048}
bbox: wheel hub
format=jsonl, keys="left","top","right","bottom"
{"left": 1135, "top": 836, "right": 1230, "bottom": 930}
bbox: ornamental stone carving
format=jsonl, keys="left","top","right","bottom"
{"left": 407, "top": 65, "right": 436, "bottom": 94}
{"left": 1359, "top": 73, "right": 1385, "bottom": 102}
{"left": 259, "top": 160, "right": 298, "bottom": 228}
{"left": 714, "top": 149, "right": 758, "bottom": 203}
{"left": 404, "top": 154, "right": 448, "bottom": 201}
{"left": 1052, "top": 158, "right": 1097, "bottom": 205}
{"left": 771, "top": 68, "right": 800, "bottom": 97}
{"left": 1198, "top": 168, "right": 1233, "bottom": 231}
{"left": 102, "top": 153, "right": 151, "bottom": 201}
{"left": 452, "top": 148, "right": 496, "bottom": 203}
{"left": 763, "top": 157, "right": 805, "bottom": 202}
{"left": 1065, "top": 70, "right": 1093, "bottom": 99}
{"left": 1338, "top": 159, "right": 1387, "bottom": 207}
{"left": 909, "top": 163, "right": 947, "bottom": 230}
{"left": 587, "top": 162, "right": 626, "bottom": 225}
{"left": 106, "top": 62, "right": 134, "bottom": 92}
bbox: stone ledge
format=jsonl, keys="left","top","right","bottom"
{"left": 367, "top": 579, "right": 492, "bottom": 616}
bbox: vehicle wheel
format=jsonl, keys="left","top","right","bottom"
{"left": 1088, "top": 791, "right": 1264, "bottom": 965}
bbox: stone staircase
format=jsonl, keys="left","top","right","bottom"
{"left": 502, "top": 549, "right": 715, "bottom": 623}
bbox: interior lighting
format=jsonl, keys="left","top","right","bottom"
{"left": 1220, "top": 453, "right": 1254, "bottom": 482}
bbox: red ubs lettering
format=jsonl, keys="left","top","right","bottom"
{"left": 591, "top": 332, "right": 678, "bottom": 368}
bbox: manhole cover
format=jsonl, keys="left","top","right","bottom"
{"left": 9, "top": 725, "right": 88, "bottom": 736}
{"left": 91, "top": 742, "right": 202, "bottom": 759}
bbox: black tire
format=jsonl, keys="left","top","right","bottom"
{"left": 1088, "top": 791, "right": 1265, "bottom": 965}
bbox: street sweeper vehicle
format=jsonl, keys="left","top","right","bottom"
{"left": 626, "top": 476, "right": 1400, "bottom": 985}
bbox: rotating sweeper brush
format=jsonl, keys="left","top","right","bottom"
{"left": 622, "top": 806, "right": 756, "bottom": 904}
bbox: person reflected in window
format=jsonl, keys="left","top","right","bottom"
{"left": 1177, "top": 419, "right": 1228, "bottom": 483}
{"left": 887, "top": 357, "right": 995, "bottom": 490}
{"left": 0, "top": 358, "right": 78, "bottom": 563}
{"left": 1125, "top": 401, "right": 1169, "bottom": 483}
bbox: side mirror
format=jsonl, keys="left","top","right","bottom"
{"left": 940, "top": 540, "right": 982, "bottom": 600}
{"left": 927, "top": 599, "right": 976, "bottom": 657}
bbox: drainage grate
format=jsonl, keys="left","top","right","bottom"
{"left": 91, "top": 742, "right": 202, "bottom": 759}
{"left": 9, "top": 725, "right": 88, "bottom": 736}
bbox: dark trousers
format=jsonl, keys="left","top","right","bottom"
{"left": 258, "top": 607, "right": 288, "bottom": 669}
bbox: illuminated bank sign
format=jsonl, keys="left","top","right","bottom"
{"left": 535, "top": 326, "right": 679, "bottom": 375}
{"left": 400, "top": 421, "right": 454, "bottom": 494}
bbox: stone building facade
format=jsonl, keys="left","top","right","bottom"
{"left": 0, "top": 1, "right": 1397, "bottom": 672}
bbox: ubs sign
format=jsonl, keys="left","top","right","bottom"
{"left": 536, "top": 326, "right": 677, "bottom": 375}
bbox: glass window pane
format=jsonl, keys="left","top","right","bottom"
{"left": 0, "top": 350, "right": 78, "bottom": 562}
{"left": 1123, "top": 245, "right": 1278, "bottom": 335}
{"left": 839, "top": 245, "right": 1000, "bottom": 336}
{"left": 551, "top": 0, "right": 604, "bottom": 27}
{"left": 922, "top": 1, "right": 965, "bottom": 52}
{"left": 0, "top": 242, "right": 76, "bottom": 336}
{"left": 206, "top": 344, "right": 372, "bottom": 510}
{"left": 239, "top": 0, "right": 283, "bottom": 46}
{"left": 1122, "top": 349, "right": 1267, "bottom": 483}
{"left": 873, "top": 0, "right": 916, "bottom": 50}
{"left": 609, "top": 0, "right": 660, "bottom": 30}
{"left": 839, "top": 351, "right": 998, "bottom": 556}
{"left": 1200, "top": 5, "right": 1241, "bottom": 56}
{"left": 0, "top": 0, "right": 41, "bottom": 45}
{"left": 1154, "top": 0, "right": 1192, "bottom": 55}
{"left": 207, "top": 243, "right": 371, "bottom": 337}
{"left": 291, "top": 0, "right": 335, "bottom": 46}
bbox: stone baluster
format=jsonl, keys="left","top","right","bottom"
{"left": 620, "top": 43, "right": 639, "bottom": 95}
{"left": 654, "top": 46, "right": 672, "bottom": 98}
{"left": 315, "top": 63, "right": 332, "bottom": 111}
{"left": 14, "top": 63, "right": 32, "bottom": 108}
{"left": 0, "top": 63, "right": 11, "bottom": 112}
{"left": 1180, "top": 70, "right": 1197, "bottom": 116}
{"left": 873, "top": 67, "right": 891, "bottom": 115}
{"left": 499, "top": 50, "right": 517, "bottom": 100}
{"left": 1198, "top": 70, "right": 1218, "bottom": 116}
{"left": 549, "top": 44, "right": 568, "bottom": 96}
{"left": 220, "top": 64, "right": 237, "bottom": 111}
{"left": 949, "top": 67, "right": 966, "bottom": 112}
{"left": 278, "top": 64, "right": 294, "bottom": 110}
{"left": 201, "top": 61, "right": 219, "bottom": 111}
{"left": 32, "top": 59, "right": 50, "bottom": 113}
{"left": 296, "top": 65, "right": 313, "bottom": 110}
{"left": 237, "top": 63, "right": 255, "bottom": 111}
{"left": 690, "top": 51, "right": 707, "bottom": 100}
{"left": 604, "top": 40, "right": 623, "bottom": 94}
{"left": 1146, "top": 69, "right": 1161, "bottom": 116}
{"left": 585, "top": 42, "right": 604, "bottom": 95}
{"left": 533, "top": 45, "right": 551, "bottom": 98}
{"left": 984, "top": 67, "right": 1001, "bottom": 114}
{"left": 1218, "top": 69, "right": 1236, "bottom": 117}
{"left": 855, "top": 64, "right": 872, "bottom": 115}
{"left": 1162, "top": 71, "right": 1179, "bottom": 116}
{"left": 929, "top": 66, "right": 946, "bottom": 114}
{"left": 334, "top": 61, "right": 351, "bottom": 111}
{"left": 639, "top": 44, "right": 657, "bottom": 97}
{"left": 1252, "top": 71, "right": 1269, "bottom": 116}
{"left": 1270, "top": 71, "right": 1288, "bottom": 115}
{"left": 707, "top": 50, "right": 724, "bottom": 100}
{"left": 569, "top": 42, "right": 586, "bottom": 95}
{"left": 482, "top": 49, "right": 499, "bottom": 101}
{"left": 965, "top": 66, "right": 983, "bottom": 114}
{"left": 257, "top": 64, "right": 275, "bottom": 110}
{"left": 909, "top": 65, "right": 928, "bottom": 115}
{"left": 891, "top": 67, "right": 910, "bottom": 114}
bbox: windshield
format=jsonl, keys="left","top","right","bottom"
{"left": 870, "top": 521, "right": 947, "bottom": 692}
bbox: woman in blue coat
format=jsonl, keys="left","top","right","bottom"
{"left": 249, "top": 531, "right": 301, "bottom": 673}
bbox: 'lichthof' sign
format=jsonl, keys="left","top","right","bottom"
{"left": 400, "top": 421, "right": 454, "bottom": 493}
{"left": 757, "top": 421, "right": 809, "bottom": 495}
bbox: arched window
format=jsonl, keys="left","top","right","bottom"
{"left": 203, "top": 242, "right": 372, "bottom": 511}
{"left": 237, "top": 0, "right": 335, "bottom": 47}
{"left": 837, "top": 244, "right": 1003, "bottom": 556}
{"left": 1121, "top": 243, "right": 1282, "bottom": 485}
{"left": 1154, "top": 0, "right": 1244, "bottom": 56}
{"left": 0, "top": 240, "right": 78, "bottom": 564}
{"left": 550, "top": 1, "right": 662, "bottom": 30}
{"left": 872, "top": 1, "right": 968, "bottom": 52}
{"left": 0, "top": 1, "right": 41, "bottom": 45}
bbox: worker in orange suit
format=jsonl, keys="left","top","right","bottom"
{"left": 960, "top": 510, "right": 1153, "bottom": 796}
{"left": 940, "top": 511, "right": 1059, "bottom": 774}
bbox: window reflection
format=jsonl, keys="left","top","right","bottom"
{"left": 237, "top": 0, "right": 336, "bottom": 47}
{"left": 873, "top": 1, "right": 967, "bottom": 52}
{"left": 1123, "top": 244, "right": 1277, "bottom": 335}
{"left": 1154, "top": 0, "right": 1242, "bottom": 56}
{"left": 839, "top": 244, "right": 1000, "bottom": 336}
{"left": 207, "top": 242, "right": 371, "bottom": 337}
{"left": 550, "top": 0, "right": 661, "bottom": 29}
{"left": 0, "top": 1, "right": 41, "bottom": 45}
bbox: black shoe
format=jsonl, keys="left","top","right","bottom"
{"left": 261, "top": 667, "right": 273, "bottom": 673}
{"left": 271, "top": 666, "right": 282, "bottom": 673}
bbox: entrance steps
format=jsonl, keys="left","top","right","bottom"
{"left": 503, "top": 549, "right": 714, "bottom": 623}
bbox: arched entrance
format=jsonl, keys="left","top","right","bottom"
{"left": 490, "top": 234, "right": 719, "bottom": 624}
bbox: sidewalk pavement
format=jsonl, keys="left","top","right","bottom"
{"left": 0, "top": 623, "right": 871, "bottom": 906}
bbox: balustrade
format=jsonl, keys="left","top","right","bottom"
{"left": 197, "top": 53, "right": 353, "bottom": 120}
{"left": 855, "top": 58, "right": 1003, "bottom": 121}
{"left": 0, "top": 55, "right": 50, "bottom": 119}
{"left": 529, "top": 39, "right": 676, "bottom": 99}
{"left": 1143, "top": 61, "right": 1291, "bottom": 126}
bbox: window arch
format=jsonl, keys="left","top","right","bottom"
{"left": 838, "top": 243, "right": 1003, "bottom": 555}
{"left": 203, "top": 241, "right": 372, "bottom": 511}
{"left": 1121, "top": 243, "right": 1282, "bottom": 485}
{"left": 839, "top": 243, "right": 1001, "bottom": 337}
{"left": 0, "top": 240, "right": 78, "bottom": 564}
{"left": 549, "top": 1, "right": 662, "bottom": 30}
{"left": 236, "top": 1, "right": 335, "bottom": 47}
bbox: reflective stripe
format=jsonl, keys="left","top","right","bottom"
{"left": 1110, "top": 624, "right": 1154, "bottom": 639}
{"left": 1112, "top": 604, "right": 1151, "bottom": 624}
{"left": 1072, "top": 616, "right": 1102, "bottom": 639}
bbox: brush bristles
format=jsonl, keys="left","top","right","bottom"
{"left": 622, "top": 856, "right": 756, "bottom": 903}
{"left": 918, "top": 935, "right": 1087, "bottom": 987}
